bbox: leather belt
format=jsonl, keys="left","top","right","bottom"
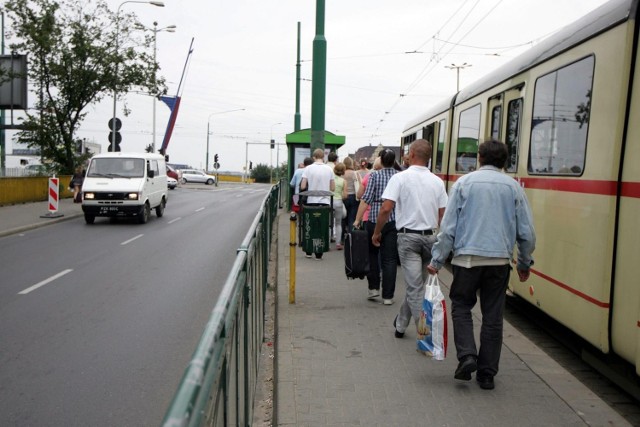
{"left": 399, "top": 227, "right": 434, "bottom": 235}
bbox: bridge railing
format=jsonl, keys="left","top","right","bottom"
{"left": 162, "top": 182, "right": 280, "bottom": 427}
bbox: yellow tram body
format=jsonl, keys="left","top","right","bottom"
{"left": 402, "top": 0, "right": 640, "bottom": 375}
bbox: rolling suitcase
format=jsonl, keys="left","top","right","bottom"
{"left": 344, "top": 228, "right": 369, "bottom": 279}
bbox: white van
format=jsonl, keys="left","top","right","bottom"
{"left": 81, "top": 152, "right": 168, "bottom": 224}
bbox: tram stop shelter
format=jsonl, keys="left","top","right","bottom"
{"left": 285, "top": 129, "right": 345, "bottom": 210}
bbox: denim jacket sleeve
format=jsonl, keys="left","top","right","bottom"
{"left": 515, "top": 186, "right": 536, "bottom": 270}
{"left": 430, "top": 182, "right": 459, "bottom": 270}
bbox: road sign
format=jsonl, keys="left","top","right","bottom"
{"left": 108, "top": 132, "right": 122, "bottom": 144}
{"left": 108, "top": 117, "right": 122, "bottom": 131}
{"left": 214, "top": 162, "right": 220, "bottom": 170}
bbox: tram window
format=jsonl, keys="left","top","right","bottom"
{"left": 456, "top": 104, "right": 481, "bottom": 173}
{"left": 491, "top": 105, "right": 501, "bottom": 140}
{"left": 529, "top": 56, "right": 593, "bottom": 175}
{"left": 435, "top": 119, "right": 446, "bottom": 173}
{"left": 505, "top": 98, "right": 522, "bottom": 173}
{"left": 424, "top": 123, "right": 435, "bottom": 145}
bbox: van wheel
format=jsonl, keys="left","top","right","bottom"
{"left": 138, "top": 203, "right": 150, "bottom": 224}
{"left": 84, "top": 214, "right": 95, "bottom": 224}
{"left": 155, "top": 198, "right": 166, "bottom": 217}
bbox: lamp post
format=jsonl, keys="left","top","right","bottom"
{"left": 445, "top": 62, "right": 472, "bottom": 92}
{"left": 151, "top": 21, "right": 176, "bottom": 153}
{"left": 111, "top": 1, "right": 165, "bottom": 152}
{"left": 270, "top": 122, "right": 282, "bottom": 183}
{"left": 206, "top": 108, "right": 245, "bottom": 174}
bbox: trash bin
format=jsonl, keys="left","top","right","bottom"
{"left": 299, "top": 190, "right": 333, "bottom": 259}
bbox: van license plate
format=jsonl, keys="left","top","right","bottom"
{"left": 99, "top": 207, "right": 119, "bottom": 214}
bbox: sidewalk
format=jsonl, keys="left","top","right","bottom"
{"left": 0, "top": 198, "right": 83, "bottom": 238}
{"left": 275, "top": 212, "right": 630, "bottom": 426}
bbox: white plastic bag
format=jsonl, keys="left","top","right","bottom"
{"left": 417, "top": 274, "right": 448, "bottom": 360}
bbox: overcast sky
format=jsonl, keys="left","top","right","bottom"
{"left": 7, "top": 0, "right": 611, "bottom": 172}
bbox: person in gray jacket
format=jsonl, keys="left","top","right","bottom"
{"left": 427, "top": 139, "right": 536, "bottom": 391}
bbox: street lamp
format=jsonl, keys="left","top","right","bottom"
{"left": 206, "top": 108, "right": 245, "bottom": 176}
{"left": 111, "top": 1, "right": 165, "bottom": 152}
{"left": 445, "top": 62, "right": 472, "bottom": 92}
{"left": 270, "top": 122, "right": 282, "bottom": 183}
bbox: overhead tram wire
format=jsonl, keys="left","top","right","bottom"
{"left": 369, "top": 0, "right": 506, "bottom": 141}
{"left": 368, "top": 0, "right": 483, "bottom": 140}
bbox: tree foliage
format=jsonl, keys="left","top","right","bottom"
{"left": 4, "top": 0, "right": 167, "bottom": 173}
{"left": 250, "top": 163, "right": 272, "bottom": 183}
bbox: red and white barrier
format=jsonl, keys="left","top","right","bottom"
{"left": 48, "top": 177, "right": 59, "bottom": 213}
{"left": 40, "top": 176, "right": 64, "bottom": 218}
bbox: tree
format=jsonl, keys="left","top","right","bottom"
{"left": 4, "top": 0, "right": 166, "bottom": 174}
{"left": 250, "top": 163, "right": 272, "bottom": 183}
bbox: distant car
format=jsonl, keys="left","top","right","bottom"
{"left": 180, "top": 169, "right": 216, "bottom": 185}
{"left": 167, "top": 176, "right": 177, "bottom": 190}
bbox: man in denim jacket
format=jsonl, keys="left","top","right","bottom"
{"left": 427, "top": 139, "right": 536, "bottom": 391}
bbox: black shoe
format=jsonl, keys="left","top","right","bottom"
{"left": 393, "top": 315, "right": 404, "bottom": 338}
{"left": 454, "top": 355, "right": 477, "bottom": 381}
{"left": 476, "top": 374, "right": 495, "bottom": 390}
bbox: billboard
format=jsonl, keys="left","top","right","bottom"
{"left": 0, "top": 54, "right": 28, "bottom": 110}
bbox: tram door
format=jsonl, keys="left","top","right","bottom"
{"left": 488, "top": 86, "right": 524, "bottom": 176}
{"left": 611, "top": 44, "right": 640, "bottom": 374}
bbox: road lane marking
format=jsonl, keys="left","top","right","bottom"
{"left": 195, "top": 207, "right": 205, "bottom": 212}
{"left": 121, "top": 234, "right": 144, "bottom": 245}
{"left": 236, "top": 194, "right": 244, "bottom": 198}
{"left": 168, "top": 217, "right": 182, "bottom": 224}
{"left": 19, "top": 269, "right": 73, "bottom": 295}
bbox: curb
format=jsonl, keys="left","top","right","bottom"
{"left": 0, "top": 212, "right": 84, "bottom": 238}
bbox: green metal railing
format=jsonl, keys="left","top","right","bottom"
{"left": 162, "top": 183, "right": 281, "bottom": 427}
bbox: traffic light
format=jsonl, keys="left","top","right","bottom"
{"left": 214, "top": 153, "right": 219, "bottom": 163}
{"left": 249, "top": 161, "right": 253, "bottom": 170}
{"left": 108, "top": 117, "right": 122, "bottom": 152}
{"left": 270, "top": 139, "right": 275, "bottom": 149}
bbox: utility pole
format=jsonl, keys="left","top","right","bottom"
{"left": 294, "top": 22, "right": 301, "bottom": 132}
{"left": 310, "top": 0, "right": 327, "bottom": 154}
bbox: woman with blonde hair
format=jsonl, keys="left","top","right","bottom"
{"left": 332, "top": 162, "right": 348, "bottom": 249}
{"left": 343, "top": 156, "right": 361, "bottom": 234}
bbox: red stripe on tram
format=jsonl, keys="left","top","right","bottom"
{"left": 530, "top": 268, "right": 610, "bottom": 308}
{"left": 620, "top": 182, "right": 640, "bottom": 198}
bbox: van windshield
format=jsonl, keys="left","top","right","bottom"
{"left": 87, "top": 158, "right": 145, "bottom": 178}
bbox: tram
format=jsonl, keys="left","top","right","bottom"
{"left": 401, "top": 0, "right": 640, "bottom": 384}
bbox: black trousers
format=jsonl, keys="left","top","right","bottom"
{"left": 364, "top": 220, "right": 398, "bottom": 299}
{"left": 450, "top": 264, "right": 511, "bottom": 377}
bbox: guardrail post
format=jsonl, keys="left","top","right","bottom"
{"left": 289, "top": 212, "right": 297, "bottom": 304}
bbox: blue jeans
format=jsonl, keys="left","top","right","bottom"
{"left": 450, "top": 264, "right": 511, "bottom": 377}
{"left": 364, "top": 221, "right": 398, "bottom": 299}
{"left": 395, "top": 233, "right": 436, "bottom": 333}
{"left": 344, "top": 194, "right": 358, "bottom": 233}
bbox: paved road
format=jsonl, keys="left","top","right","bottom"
{"left": 0, "top": 184, "right": 270, "bottom": 426}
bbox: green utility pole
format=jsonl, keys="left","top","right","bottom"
{"left": 294, "top": 22, "right": 301, "bottom": 132}
{"left": 1, "top": 12, "right": 5, "bottom": 172}
{"left": 310, "top": 0, "right": 326, "bottom": 153}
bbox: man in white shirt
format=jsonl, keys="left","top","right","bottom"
{"left": 301, "top": 148, "right": 335, "bottom": 205}
{"left": 300, "top": 148, "right": 335, "bottom": 259}
{"left": 372, "top": 139, "right": 448, "bottom": 339}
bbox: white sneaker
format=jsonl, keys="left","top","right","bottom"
{"left": 383, "top": 299, "right": 393, "bottom": 305}
{"left": 367, "top": 289, "right": 380, "bottom": 300}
